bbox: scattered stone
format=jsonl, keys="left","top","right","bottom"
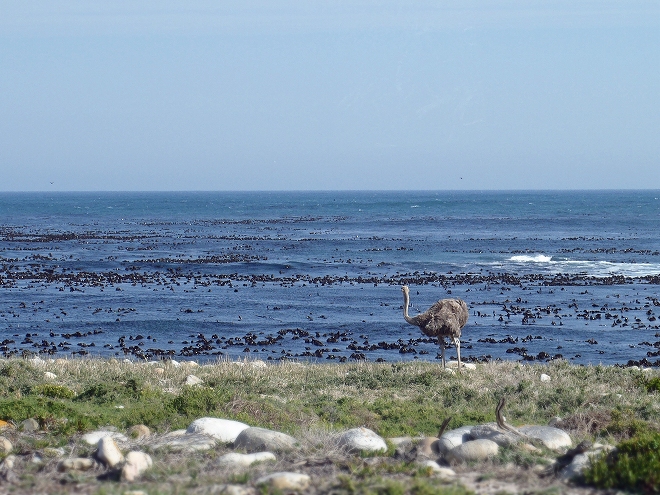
{"left": 44, "top": 371, "right": 57, "bottom": 380}
{"left": 445, "top": 439, "right": 499, "bottom": 463}
{"left": 0, "top": 420, "right": 8, "bottom": 430}
{"left": 233, "top": 427, "right": 297, "bottom": 452}
{"left": 186, "top": 417, "right": 250, "bottom": 443}
{"left": 82, "top": 430, "right": 128, "bottom": 445}
{"left": 96, "top": 436, "right": 124, "bottom": 467}
{"left": 548, "top": 416, "right": 562, "bottom": 427}
{"left": 154, "top": 367, "right": 165, "bottom": 375}
{"left": 437, "top": 426, "right": 473, "bottom": 454}
{"left": 121, "top": 451, "right": 153, "bottom": 481}
{"left": 153, "top": 432, "right": 217, "bottom": 452}
{"left": 518, "top": 425, "right": 572, "bottom": 451}
{"left": 0, "top": 437, "right": 11, "bottom": 454}
{"left": 217, "top": 452, "right": 276, "bottom": 468}
{"left": 470, "top": 424, "right": 521, "bottom": 447}
{"left": 540, "top": 373, "right": 552, "bottom": 382}
{"left": 207, "top": 484, "right": 257, "bottom": 495}
{"left": 20, "top": 418, "right": 39, "bottom": 432}
{"left": 128, "top": 424, "right": 151, "bottom": 439}
{"left": 57, "top": 458, "right": 95, "bottom": 472}
{"left": 447, "top": 361, "right": 477, "bottom": 370}
{"left": 255, "top": 472, "right": 311, "bottom": 491}
{"left": 0, "top": 455, "right": 15, "bottom": 471}
{"left": 418, "top": 460, "right": 456, "bottom": 480}
{"left": 337, "top": 427, "right": 387, "bottom": 454}
{"left": 185, "top": 374, "right": 203, "bottom": 386}
{"left": 559, "top": 452, "right": 591, "bottom": 480}
{"left": 164, "top": 429, "right": 187, "bottom": 437}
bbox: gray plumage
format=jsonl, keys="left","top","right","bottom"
{"left": 401, "top": 285, "right": 468, "bottom": 371}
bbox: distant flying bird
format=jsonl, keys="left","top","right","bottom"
{"left": 401, "top": 285, "right": 469, "bottom": 372}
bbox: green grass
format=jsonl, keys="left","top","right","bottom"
{"left": 1, "top": 357, "right": 660, "bottom": 493}
{"left": 1, "top": 358, "right": 658, "bottom": 442}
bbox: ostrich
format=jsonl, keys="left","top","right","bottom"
{"left": 401, "top": 285, "right": 469, "bottom": 371}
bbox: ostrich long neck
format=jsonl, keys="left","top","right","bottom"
{"left": 403, "top": 290, "right": 418, "bottom": 325}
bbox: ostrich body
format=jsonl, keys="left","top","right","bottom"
{"left": 401, "top": 285, "right": 468, "bottom": 371}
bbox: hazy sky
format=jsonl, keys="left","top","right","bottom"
{"left": 1, "top": 1, "right": 659, "bottom": 191}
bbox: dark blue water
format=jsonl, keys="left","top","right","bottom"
{"left": 1, "top": 191, "right": 659, "bottom": 365}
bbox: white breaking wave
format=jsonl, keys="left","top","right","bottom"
{"left": 509, "top": 254, "right": 552, "bottom": 263}
{"left": 500, "top": 255, "right": 660, "bottom": 277}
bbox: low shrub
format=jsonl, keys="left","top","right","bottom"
{"left": 584, "top": 430, "right": 660, "bottom": 493}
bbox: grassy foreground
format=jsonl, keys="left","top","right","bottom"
{"left": 1, "top": 357, "right": 660, "bottom": 493}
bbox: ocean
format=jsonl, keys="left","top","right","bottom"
{"left": 1, "top": 190, "right": 659, "bottom": 366}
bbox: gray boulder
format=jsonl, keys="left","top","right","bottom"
{"left": 186, "top": 417, "right": 249, "bottom": 443}
{"left": 337, "top": 427, "right": 387, "bottom": 453}
{"left": 470, "top": 424, "right": 521, "bottom": 447}
{"left": 445, "top": 439, "right": 499, "bottom": 463}
{"left": 437, "top": 426, "right": 473, "bottom": 454}
{"left": 233, "top": 427, "right": 297, "bottom": 452}
{"left": 518, "top": 425, "right": 572, "bottom": 451}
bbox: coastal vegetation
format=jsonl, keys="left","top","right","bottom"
{"left": 0, "top": 357, "right": 659, "bottom": 493}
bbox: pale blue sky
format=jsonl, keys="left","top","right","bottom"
{"left": 1, "top": 1, "right": 659, "bottom": 191}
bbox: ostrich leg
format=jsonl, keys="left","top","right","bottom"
{"left": 454, "top": 336, "right": 461, "bottom": 373}
{"left": 438, "top": 336, "right": 446, "bottom": 368}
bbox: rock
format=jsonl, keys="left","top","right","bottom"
{"left": 82, "top": 430, "right": 128, "bottom": 445}
{"left": 418, "top": 460, "right": 456, "bottom": 480}
{"left": 96, "top": 436, "right": 124, "bottom": 467}
{"left": 128, "top": 424, "right": 151, "bottom": 439}
{"left": 437, "top": 426, "right": 473, "bottom": 454}
{"left": 123, "top": 491, "right": 148, "bottom": 495}
{"left": 0, "top": 420, "right": 9, "bottom": 430}
{"left": 416, "top": 437, "right": 440, "bottom": 457}
{"left": 233, "top": 427, "right": 297, "bottom": 452}
{"left": 540, "top": 373, "right": 551, "bottom": 382}
{"left": 121, "top": 451, "right": 153, "bottom": 481}
{"left": 217, "top": 452, "right": 276, "bottom": 468}
{"left": 559, "top": 452, "right": 590, "bottom": 480}
{"left": 153, "top": 432, "right": 217, "bottom": 452}
{"left": 187, "top": 417, "right": 249, "bottom": 443}
{"left": 0, "top": 436, "right": 11, "bottom": 454}
{"left": 447, "top": 361, "right": 477, "bottom": 370}
{"left": 44, "top": 371, "right": 57, "bottom": 380}
{"left": 154, "top": 367, "right": 165, "bottom": 375}
{"left": 185, "top": 374, "right": 203, "bottom": 386}
{"left": 548, "top": 416, "right": 562, "bottom": 427}
{"left": 518, "top": 425, "right": 572, "bottom": 451}
{"left": 170, "top": 360, "right": 181, "bottom": 368}
{"left": 445, "top": 439, "right": 499, "bottom": 463}
{"left": 470, "top": 424, "right": 521, "bottom": 447}
{"left": 337, "top": 427, "right": 387, "bottom": 454}
{"left": 164, "top": 429, "right": 187, "bottom": 437}
{"left": 57, "top": 458, "right": 95, "bottom": 472}
{"left": 20, "top": 418, "right": 39, "bottom": 432}
{"left": 1, "top": 455, "right": 16, "bottom": 471}
{"left": 255, "top": 472, "right": 311, "bottom": 491}
{"left": 207, "top": 484, "right": 257, "bottom": 495}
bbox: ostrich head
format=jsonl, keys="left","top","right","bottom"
{"left": 401, "top": 285, "right": 409, "bottom": 296}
